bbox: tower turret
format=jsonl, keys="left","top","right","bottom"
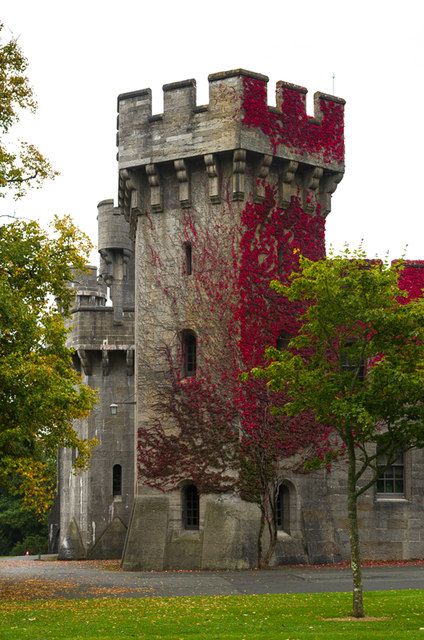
{"left": 97, "top": 200, "right": 135, "bottom": 323}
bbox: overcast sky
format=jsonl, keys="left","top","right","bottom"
{"left": 2, "top": 0, "right": 423, "bottom": 262}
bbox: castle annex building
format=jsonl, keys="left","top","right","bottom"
{"left": 57, "top": 70, "right": 424, "bottom": 569}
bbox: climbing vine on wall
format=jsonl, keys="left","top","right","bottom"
{"left": 137, "top": 181, "right": 332, "bottom": 567}
{"left": 242, "top": 76, "right": 344, "bottom": 162}
{"left": 398, "top": 262, "right": 424, "bottom": 303}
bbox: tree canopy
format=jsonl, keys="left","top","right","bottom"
{"left": 0, "top": 21, "right": 57, "bottom": 198}
{"left": 255, "top": 248, "right": 424, "bottom": 616}
{"left": 0, "top": 25, "right": 96, "bottom": 516}
{"left": 0, "top": 216, "right": 97, "bottom": 515}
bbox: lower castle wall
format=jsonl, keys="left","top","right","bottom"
{"left": 121, "top": 450, "right": 424, "bottom": 570}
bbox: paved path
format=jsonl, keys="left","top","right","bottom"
{"left": 0, "top": 556, "right": 423, "bottom": 600}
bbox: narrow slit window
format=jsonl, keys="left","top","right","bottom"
{"left": 182, "top": 331, "right": 196, "bottom": 377}
{"left": 184, "top": 243, "right": 192, "bottom": 276}
{"left": 276, "top": 484, "right": 290, "bottom": 533}
{"left": 182, "top": 484, "right": 199, "bottom": 530}
{"left": 113, "top": 464, "right": 122, "bottom": 496}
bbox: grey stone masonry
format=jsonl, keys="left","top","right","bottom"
{"left": 117, "top": 70, "right": 345, "bottom": 171}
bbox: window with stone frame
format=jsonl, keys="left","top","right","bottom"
{"left": 182, "top": 483, "right": 199, "bottom": 530}
{"left": 376, "top": 449, "right": 404, "bottom": 495}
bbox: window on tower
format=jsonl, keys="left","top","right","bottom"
{"left": 113, "top": 464, "right": 122, "bottom": 496}
{"left": 184, "top": 242, "right": 192, "bottom": 275}
{"left": 182, "top": 330, "right": 197, "bottom": 377}
{"left": 182, "top": 483, "right": 199, "bottom": 530}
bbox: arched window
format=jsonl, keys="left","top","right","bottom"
{"left": 182, "top": 483, "right": 199, "bottom": 530}
{"left": 113, "top": 464, "right": 122, "bottom": 496}
{"left": 276, "top": 483, "right": 290, "bottom": 533}
{"left": 182, "top": 331, "right": 196, "bottom": 377}
{"left": 184, "top": 242, "right": 192, "bottom": 276}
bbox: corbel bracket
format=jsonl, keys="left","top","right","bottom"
{"left": 233, "top": 149, "right": 246, "bottom": 201}
{"left": 101, "top": 350, "right": 110, "bottom": 377}
{"left": 126, "top": 349, "right": 134, "bottom": 376}
{"left": 303, "top": 166, "right": 323, "bottom": 213}
{"left": 77, "top": 349, "right": 92, "bottom": 376}
{"left": 174, "top": 159, "right": 191, "bottom": 208}
{"left": 146, "top": 164, "right": 163, "bottom": 212}
{"left": 255, "top": 154, "right": 272, "bottom": 202}
{"left": 204, "top": 154, "right": 220, "bottom": 204}
{"left": 280, "top": 160, "right": 299, "bottom": 209}
{"left": 319, "top": 171, "right": 344, "bottom": 217}
{"left": 119, "top": 169, "right": 141, "bottom": 222}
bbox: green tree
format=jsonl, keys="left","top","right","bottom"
{"left": 0, "top": 216, "right": 97, "bottom": 516}
{"left": 0, "top": 21, "right": 57, "bottom": 198}
{"left": 0, "top": 491, "right": 48, "bottom": 556}
{"left": 0, "top": 23, "right": 96, "bottom": 518}
{"left": 255, "top": 248, "right": 424, "bottom": 617}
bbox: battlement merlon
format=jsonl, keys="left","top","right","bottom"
{"left": 116, "top": 69, "right": 345, "bottom": 173}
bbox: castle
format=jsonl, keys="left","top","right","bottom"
{"left": 56, "top": 69, "right": 424, "bottom": 569}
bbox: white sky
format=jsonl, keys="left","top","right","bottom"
{"left": 1, "top": 0, "right": 423, "bottom": 262}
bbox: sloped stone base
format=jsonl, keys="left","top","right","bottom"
{"left": 58, "top": 518, "right": 86, "bottom": 560}
{"left": 88, "top": 517, "right": 127, "bottom": 559}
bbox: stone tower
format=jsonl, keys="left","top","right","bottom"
{"left": 58, "top": 202, "right": 135, "bottom": 559}
{"left": 114, "top": 69, "right": 345, "bottom": 570}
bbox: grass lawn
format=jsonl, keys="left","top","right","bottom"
{"left": 1, "top": 590, "right": 424, "bottom": 639}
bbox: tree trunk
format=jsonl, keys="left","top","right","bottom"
{"left": 261, "top": 515, "right": 278, "bottom": 567}
{"left": 347, "top": 433, "right": 364, "bottom": 618}
{"left": 257, "top": 509, "right": 265, "bottom": 568}
{"left": 257, "top": 484, "right": 278, "bottom": 568}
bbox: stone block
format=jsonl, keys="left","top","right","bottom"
{"left": 165, "top": 532, "right": 202, "bottom": 570}
{"left": 201, "top": 497, "right": 259, "bottom": 569}
{"left": 121, "top": 496, "right": 169, "bottom": 570}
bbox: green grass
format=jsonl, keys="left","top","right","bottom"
{"left": 1, "top": 591, "right": 424, "bottom": 639}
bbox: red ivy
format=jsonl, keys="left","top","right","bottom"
{"left": 398, "top": 261, "right": 424, "bottom": 303}
{"left": 242, "top": 76, "right": 344, "bottom": 163}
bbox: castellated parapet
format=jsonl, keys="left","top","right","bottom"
{"left": 117, "top": 69, "right": 345, "bottom": 228}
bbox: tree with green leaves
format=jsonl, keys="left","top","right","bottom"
{"left": 255, "top": 248, "right": 424, "bottom": 618}
{"left": 0, "top": 21, "right": 57, "bottom": 198}
{"left": 0, "top": 491, "right": 48, "bottom": 556}
{"left": 0, "top": 217, "right": 97, "bottom": 516}
{"left": 0, "top": 24, "right": 96, "bottom": 517}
